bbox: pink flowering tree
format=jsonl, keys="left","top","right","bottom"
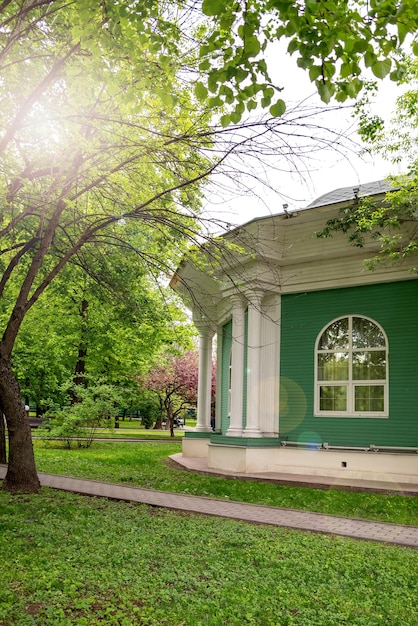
{"left": 142, "top": 351, "right": 216, "bottom": 437}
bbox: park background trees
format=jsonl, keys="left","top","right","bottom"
{"left": 1, "top": 0, "right": 417, "bottom": 491}
{"left": 143, "top": 350, "right": 216, "bottom": 436}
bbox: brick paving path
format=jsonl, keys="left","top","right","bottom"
{"left": 1, "top": 465, "right": 417, "bottom": 548}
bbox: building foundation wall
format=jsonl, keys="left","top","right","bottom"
{"left": 198, "top": 441, "right": 418, "bottom": 484}
{"left": 182, "top": 437, "right": 210, "bottom": 458}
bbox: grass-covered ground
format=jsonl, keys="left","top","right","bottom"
{"left": 1, "top": 488, "right": 417, "bottom": 626}
{"left": 33, "top": 441, "right": 418, "bottom": 525}
{"left": 35, "top": 419, "right": 188, "bottom": 440}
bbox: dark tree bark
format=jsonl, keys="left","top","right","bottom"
{"left": 165, "top": 398, "right": 175, "bottom": 438}
{"left": 0, "top": 358, "right": 40, "bottom": 492}
{"left": 0, "top": 411, "right": 6, "bottom": 465}
{"left": 153, "top": 397, "right": 164, "bottom": 430}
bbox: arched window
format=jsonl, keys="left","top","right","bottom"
{"left": 315, "top": 316, "right": 388, "bottom": 417}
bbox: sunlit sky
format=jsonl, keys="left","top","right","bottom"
{"left": 202, "top": 45, "right": 406, "bottom": 229}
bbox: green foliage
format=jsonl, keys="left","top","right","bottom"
{"left": 8, "top": 217, "right": 196, "bottom": 409}
{"left": 196, "top": 0, "right": 418, "bottom": 116}
{"left": 1, "top": 488, "right": 418, "bottom": 625}
{"left": 322, "top": 59, "right": 418, "bottom": 270}
{"left": 133, "top": 391, "right": 161, "bottom": 429}
{"left": 0, "top": 1, "right": 212, "bottom": 350}
{"left": 41, "top": 382, "right": 123, "bottom": 448}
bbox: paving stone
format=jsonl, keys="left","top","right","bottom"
{"left": 1, "top": 465, "right": 417, "bottom": 548}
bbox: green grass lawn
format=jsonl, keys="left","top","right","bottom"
{"left": 1, "top": 488, "right": 417, "bottom": 626}
{"left": 33, "top": 441, "right": 418, "bottom": 525}
{"left": 35, "top": 420, "right": 187, "bottom": 439}
{"left": 67, "top": 427, "right": 185, "bottom": 439}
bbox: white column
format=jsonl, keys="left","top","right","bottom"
{"left": 226, "top": 294, "right": 246, "bottom": 436}
{"left": 244, "top": 289, "right": 264, "bottom": 437}
{"left": 214, "top": 326, "right": 223, "bottom": 433}
{"left": 260, "top": 293, "right": 281, "bottom": 435}
{"left": 194, "top": 322, "right": 215, "bottom": 432}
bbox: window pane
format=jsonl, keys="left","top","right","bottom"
{"left": 354, "top": 385, "right": 384, "bottom": 412}
{"left": 352, "top": 351, "right": 386, "bottom": 380}
{"left": 318, "top": 353, "right": 349, "bottom": 380}
{"left": 318, "top": 318, "right": 348, "bottom": 350}
{"left": 352, "top": 317, "right": 385, "bottom": 348}
{"left": 320, "top": 386, "right": 347, "bottom": 411}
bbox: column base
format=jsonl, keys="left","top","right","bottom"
{"left": 243, "top": 428, "right": 263, "bottom": 438}
{"left": 194, "top": 426, "right": 212, "bottom": 433}
{"left": 226, "top": 427, "right": 243, "bottom": 437}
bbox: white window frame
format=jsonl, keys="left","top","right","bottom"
{"left": 314, "top": 315, "right": 388, "bottom": 418}
{"left": 227, "top": 350, "right": 232, "bottom": 418}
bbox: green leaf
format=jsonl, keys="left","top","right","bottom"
{"left": 287, "top": 39, "right": 299, "bottom": 55}
{"left": 371, "top": 59, "right": 391, "bottom": 79}
{"left": 297, "top": 57, "right": 310, "bottom": 70}
{"left": 220, "top": 114, "right": 231, "bottom": 128}
{"left": 309, "top": 65, "right": 323, "bottom": 81}
{"left": 364, "top": 51, "right": 377, "bottom": 68}
{"left": 235, "top": 68, "right": 249, "bottom": 83}
{"left": 261, "top": 94, "right": 272, "bottom": 107}
{"left": 413, "top": 40, "right": 418, "bottom": 56}
{"left": 230, "top": 110, "right": 242, "bottom": 124}
{"left": 219, "top": 12, "right": 235, "bottom": 30}
{"left": 340, "top": 62, "right": 352, "bottom": 79}
{"left": 201, "top": 0, "right": 225, "bottom": 16}
{"left": 194, "top": 82, "right": 208, "bottom": 101}
{"left": 335, "top": 91, "right": 348, "bottom": 102}
{"left": 269, "top": 99, "right": 286, "bottom": 117}
{"left": 346, "top": 77, "right": 362, "bottom": 98}
{"left": 208, "top": 96, "right": 222, "bottom": 108}
{"left": 352, "top": 40, "right": 369, "bottom": 54}
{"left": 199, "top": 59, "right": 210, "bottom": 72}
{"left": 219, "top": 85, "right": 234, "bottom": 104}
{"left": 316, "top": 82, "right": 332, "bottom": 104}
{"left": 243, "top": 35, "right": 261, "bottom": 58}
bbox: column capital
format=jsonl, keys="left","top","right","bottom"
{"left": 244, "top": 288, "right": 265, "bottom": 307}
{"left": 193, "top": 313, "right": 216, "bottom": 337}
{"left": 230, "top": 292, "right": 247, "bottom": 308}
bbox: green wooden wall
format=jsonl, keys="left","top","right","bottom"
{"left": 280, "top": 279, "right": 418, "bottom": 447}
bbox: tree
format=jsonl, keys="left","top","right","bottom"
{"left": 0, "top": 1, "right": 217, "bottom": 491}
{"left": 196, "top": 0, "right": 418, "bottom": 122}
{"left": 317, "top": 60, "right": 418, "bottom": 270}
{"left": 41, "top": 380, "right": 123, "bottom": 449}
{"left": 12, "top": 244, "right": 195, "bottom": 412}
{"left": 142, "top": 350, "right": 216, "bottom": 437}
{"left": 0, "top": 413, "right": 6, "bottom": 465}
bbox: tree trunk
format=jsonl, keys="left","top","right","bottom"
{"left": 0, "top": 357, "right": 40, "bottom": 493}
{"left": 153, "top": 397, "right": 164, "bottom": 429}
{"left": 0, "top": 412, "right": 6, "bottom": 465}
{"left": 167, "top": 401, "right": 174, "bottom": 438}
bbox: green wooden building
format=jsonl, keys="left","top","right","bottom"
{"left": 171, "top": 181, "right": 418, "bottom": 485}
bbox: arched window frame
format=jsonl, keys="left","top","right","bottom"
{"left": 228, "top": 349, "right": 232, "bottom": 418}
{"left": 314, "top": 315, "right": 388, "bottom": 418}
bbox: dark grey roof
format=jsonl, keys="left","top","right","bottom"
{"left": 306, "top": 179, "right": 396, "bottom": 210}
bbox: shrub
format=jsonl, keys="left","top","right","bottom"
{"left": 41, "top": 382, "right": 122, "bottom": 448}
